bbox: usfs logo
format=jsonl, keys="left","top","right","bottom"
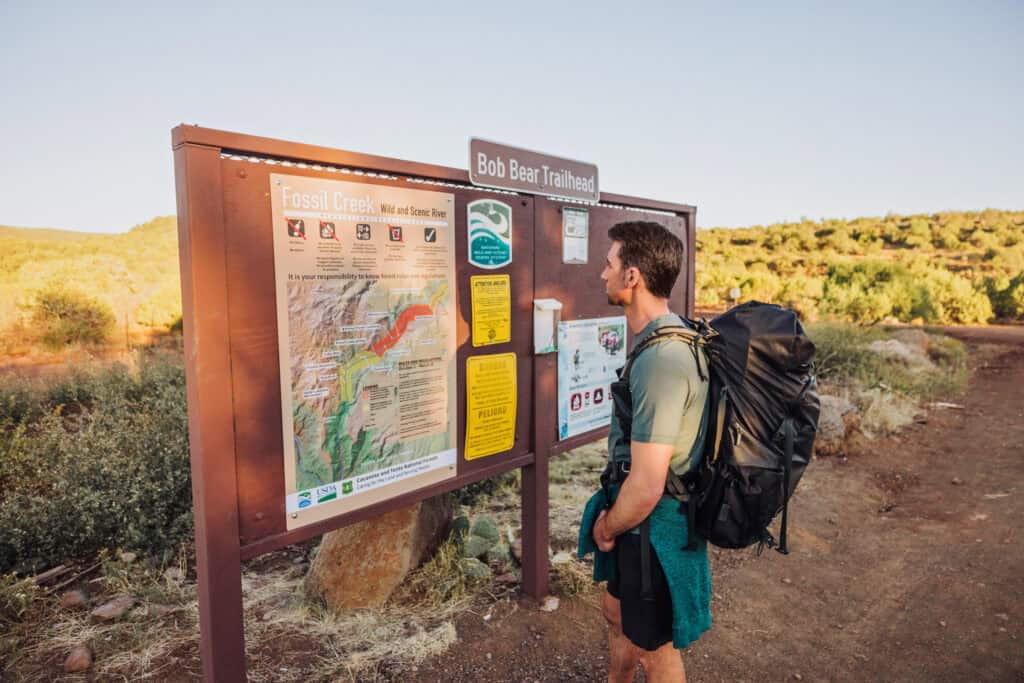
{"left": 342, "top": 481, "right": 354, "bottom": 495}
{"left": 316, "top": 485, "right": 338, "bottom": 503}
{"left": 467, "top": 199, "right": 512, "bottom": 268}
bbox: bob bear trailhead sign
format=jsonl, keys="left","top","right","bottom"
{"left": 469, "top": 138, "right": 600, "bottom": 202}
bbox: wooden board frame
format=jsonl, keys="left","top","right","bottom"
{"left": 172, "top": 125, "right": 696, "bottom": 681}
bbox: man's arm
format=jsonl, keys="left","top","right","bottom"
{"left": 593, "top": 441, "right": 672, "bottom": 550}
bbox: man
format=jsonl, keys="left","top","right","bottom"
{"left": 585, "top": 221, "right": 711, "bottom": 682}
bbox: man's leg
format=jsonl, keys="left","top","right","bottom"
{"left": 602, "top": 589, "right": 640, "bottom": 683}
{"left": 638, "top": 640, "right": 685, "bottom": 683}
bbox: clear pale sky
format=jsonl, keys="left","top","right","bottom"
{"left": 1, "top": 1, "right": 1021, "bottom": 233}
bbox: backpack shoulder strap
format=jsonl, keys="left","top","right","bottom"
{"left": 621, "top": 326, "right": 701, "bottom": 383}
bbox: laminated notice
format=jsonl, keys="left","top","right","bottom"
{"left": 465, "top": 353, "right": 517, "bottom": 460}
{"left": 470, "top": 274, "right": 512, "bottom": 347}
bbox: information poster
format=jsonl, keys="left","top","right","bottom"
{"left": 562, "top": 207, "right": 589, "bottom": 264}
{"left": 557, "top": 316, "right": 627, "bottom": 440}
{"left": 270, "top": 174, "right": 457, "bottom": 530}
{"left": 464, "top": 353, "right": 517, "bottom": 460}
{"left": 470, "top": 274, "right": 511, "bottom": 347}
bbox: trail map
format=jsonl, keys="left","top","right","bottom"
{"left": 270, "top": 174, "right": 457, "bottom": 529}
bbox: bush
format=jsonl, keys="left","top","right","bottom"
{"left": 821, "top": 261, "right": 926, "bottom": 324}
{"left": 913, "top": 268, "right": 993, "bottom": 324}
{"left": 821, "top": 261, "right": 993, "bottom": 324}
{"left": 986, "top": 273, "right": 1024, "bottom": 320}
{"left": 29, "top": 287, "right": 115, "bottom": 349}
{"left": 0, "top": 355, "right": 192, "bottom": 573}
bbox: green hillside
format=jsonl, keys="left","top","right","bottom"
{"left": 0, "top": 209, "right": 1020, "bottom": 355}
{"left": 0, "top": 217, "right": 181, "bottom": 351}
{"left": 697, "top": 209, "right": 1024, "bottom": 324}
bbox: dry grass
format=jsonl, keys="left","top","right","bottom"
{"left": 856, "top": 387, "right": 923, "bottom": 437}
{"left": 0, "top": 322, "right": 984, "bottom": 680}
{"left": 551, "top": 559, "right": 593, "bottom": 597}
{"left": 3, "top": 554, "right": 470, "bottom": 682}
{"left": 243, "top": 566, "right": 461, "bottom": 682}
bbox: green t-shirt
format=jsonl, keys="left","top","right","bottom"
{"left": 607, "top": 313, "right": 709, "bottom": 475}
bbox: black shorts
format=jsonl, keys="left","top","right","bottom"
{"left": 607, "top": 532, "right": 674, "bottom": 651}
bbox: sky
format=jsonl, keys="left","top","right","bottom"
{"left": 1, "top": 1, "right": 1022, "bottom": 233}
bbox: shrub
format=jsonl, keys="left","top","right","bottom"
{"left": 821, "top": 261, "right": 926, "bottom": 324}
{"left": 0, "top": 354, "right": 192, "bottom": 573}
{"left": 912, "top": 268, "right": 993, "bottom": 324}
{"left": 29, "top": 287, "right": 115, "bottom": 349}
{"left": 985, "top": 273, "right": 1024, "bottom": 319}
{"left": 821, "top": 261, "right": 992, "bottom": 324}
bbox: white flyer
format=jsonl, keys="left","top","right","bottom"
{"left": 557, "top": 316, "right": 627, "bottom": 440}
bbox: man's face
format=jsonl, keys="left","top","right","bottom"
{"left": 601, "top": 241, "right": 634, "bottom": 306}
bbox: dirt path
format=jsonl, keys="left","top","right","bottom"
{"left": 411, "top": 337, "right": 1024, "bottom": 682}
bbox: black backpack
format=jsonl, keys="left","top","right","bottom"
{"left": 622, "top": 302, "right": 820, "bottom": 554}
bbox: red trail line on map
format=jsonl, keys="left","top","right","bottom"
{"left": 372, "top": 304, "right": 433, "bottom": 356}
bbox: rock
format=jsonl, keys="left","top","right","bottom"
{"left": 63, "top": 645, "right": 92, "bottom": 673}
{"left": 540, "top": 595, "right": 560, "bottom": 612}
{"left": 463, "top": 535, "right": 495, "bottom": 559}
{"left": 470, "top": 516, "right": 500, "bottom": 545}
{"left": 996, "top": 613, "right": 1009, "bottom": 621}
{"left": 90, "top": 595, "right": 135, "bottom": 622}
{"left": 163, "top": 567, "right": 185, "bottom": 584}
{"left": 146, "top": 604, "right": 177, "bottom": 617}
{"left": 59, "top": 590, "right": 88, "bottom": 610}
{"left": 867, "top": 339, "right": 935, "bottom": 369}
{"left": 305, "top": 494, "right": 452, "bottom": 609}
{"left": 814, "top": 395, "right": 852, "bottom": 457}
{"left": 510, "top": 537, "right": 523, "bottom": 564}
{"left": 821, "top": 394, "right": 856, "bottom": 416}
{"left": 460, "top": 557, "right": 492, "bottom": 580}
{"left": 782, "top": 578, "right": 792, "bottom": 585}
{"left": 891, "top": 329, "right": 930, "bottom": 354}
{"left": 551, "top": 551, "right": 574, "bottom": 565}
{"left": 951, "top": 477, "right": 964, "bottom": 486}
{"left": 939, "top": 620, "right": 947, "bottom": 627}
{"left": 495, "top": 572, "right": 518, "bottom": 585}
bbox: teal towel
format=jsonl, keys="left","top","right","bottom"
{"left": 578, "top": 487, "right": 713, "bottom": 649}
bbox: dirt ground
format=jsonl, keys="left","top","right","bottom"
{"left": 404, "top": 330, "right": 1024, "bottom": 682}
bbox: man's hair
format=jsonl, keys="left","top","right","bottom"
{"left": 607, "top": 221, "right": 684, "bottom": 299}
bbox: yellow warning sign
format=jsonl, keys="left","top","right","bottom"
{"left": 470, "top": 274, "right": 511, "bottom": 347}
{"left": 465, "top": 353, "right": 517, "bottom": 460}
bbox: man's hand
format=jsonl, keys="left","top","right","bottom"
{"left": 593, "top": 509, "right": 616, "bottom": 552}
{"left": 597, "top": 442, "right": 673, "bottom": 541}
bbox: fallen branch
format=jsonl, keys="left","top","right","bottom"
{"left": 31, "top": 564, "right": 70, "bottom": 586}
{"left": 46, "top": 562, "right": 102, "bottom": 594}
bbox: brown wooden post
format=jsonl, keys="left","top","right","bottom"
{"left": 522, "top": 199, "right": 557, "bottom": 599}
{"left": 173, "top": 134, "right": 247, "bottom": 682}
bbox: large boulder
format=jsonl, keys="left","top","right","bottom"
{"left": 305, "top": 494, "right": 452, "bottom": 609}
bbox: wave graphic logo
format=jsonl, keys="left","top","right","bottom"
{"left": 468, "top": 199, "right": 512, "bottom": 268}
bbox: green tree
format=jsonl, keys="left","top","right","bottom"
{"left": 30, "top": 287, "right": 115, "bottom": 348}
